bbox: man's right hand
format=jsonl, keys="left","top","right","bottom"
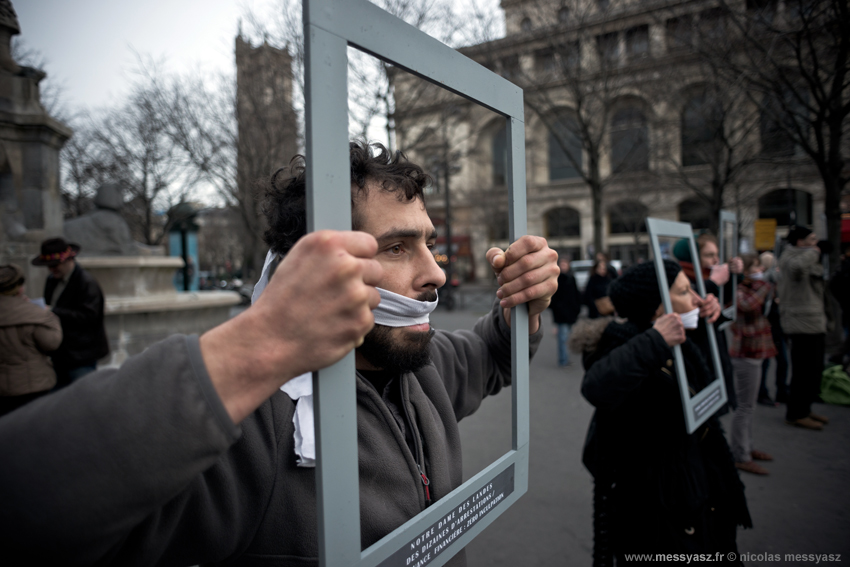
{"left": 200, "top": 231, "right": 382, "bottom": 424}
{"left": 653, "top": 313, "right": 686, "bottom": 347}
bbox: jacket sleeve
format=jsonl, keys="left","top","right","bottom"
{"left": 52, "top": 275, "right": 103, "bottom": 325}
{"left": 429, "top": 299, "right": 543, "bottom": 421}
{"left": 0, "top": 334, "right": 247, "bottom": 565}
{"left": 783, "top": 248, "right": 823, "bottom": 281}
{"left": 581, "top": 328, "right": 672, "bottom": 410}
{"left": 31, "top": 309, "right": 63, "bottom": 353}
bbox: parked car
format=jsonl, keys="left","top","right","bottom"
{"left": 571, "top": 259, "right": 622, "bottom": 292}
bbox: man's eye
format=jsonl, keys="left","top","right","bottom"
{"left": 389, "top": 245, "right": 402, "bottom": 255}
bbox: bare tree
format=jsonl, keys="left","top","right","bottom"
{"left": 59, "top": 118, "right": 102, "bottom": 219}
{"left": 473, "top": 0, "right": 655, "bottom": 255}
{"left": 703, "top": 0, "right": 849, "bottom": 268}
{"left": 88, "top": 84, "right": 199, "bottom": 245}
{"left": 132, "top": 51, "right": 295, "bottom": 278}
{"left": 657, "top": 67, "right": 764, "bottom": 233}
{"left": 242, "top": 0, "right": 465, "bottom": 148}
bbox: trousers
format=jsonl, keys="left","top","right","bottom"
{"left": 730, "top": 358, "right": 762, "bottom": 463}
{"left": 785, "top": 333, "right": 826, "bottom": 421}
{"left": 556, "top": 323, "right": 572, "bottom": 366}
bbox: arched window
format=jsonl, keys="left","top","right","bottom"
{"left": 492, "top": 124, "right": 507, "bottom": 186}
{"left": 609, "top": 200, "right": 648, "bottom": 234}
{"left": 521, "top": 17, "right": 532, "bottom": 32}
{"left": 611, "top": 107, "right": 649, "bottom": 173}
{"left": 548, "top": 114, "right": 582, "bottom": 180}
{"left": 558, "top": 7, "right": 570, "bottom": 23}
{"left": 760, "top": 89, "right": 805, "bottom": 157}
{"left": 681, "top": 92, "right": 723, "bottom": 166}
{"left": 545, "top": 207, "right": 581, "bottom": 238}
{"left": 678, "top": 197, "right": 712, "bottom": 229}
{"left": 758, "top": 188, "right": 812, "bottom": 226}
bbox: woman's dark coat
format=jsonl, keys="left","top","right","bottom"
{"left": 583, "top": 273, "right": 615, "bottom": 319}
{"left": 550, "top": 272, "right": 581, "bottom": 324}
{"left": 577, "top": 318, "right": 751, "bottom": 565}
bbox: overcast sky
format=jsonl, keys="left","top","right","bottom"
{"left": 16, "top": 0, "right": 273, "bottom": 113}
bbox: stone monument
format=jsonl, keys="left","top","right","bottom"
{"left": 0, "top": 0, "right": 72, "bottom": 297}
{"left": 63, "top": 183, "right": 153, "bottom": 256}
{"left": 0, "top": 2, "right": 240, "bottom": 365}
{"left": 60, "top": 183, "right": 240, "bottom": 365}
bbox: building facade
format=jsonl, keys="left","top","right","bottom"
{"left": 235, "top": 35, "right": 297, "bottom": 278}
{"left": 392, "top": 0, "right": 827, "bottom": 281}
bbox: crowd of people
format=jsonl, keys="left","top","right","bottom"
{"left": 548, "top": 223, "right": 845, "bottom": 563}
{"left": 0, "top": 237, "right": 108, "bottom": 417}
{"left": 0, "top": 139, "right": 845, "bottom": 565}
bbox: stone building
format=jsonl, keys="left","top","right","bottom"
{"left": 0, "top": 0, "right": 72, "bottom": 296}
{"left": 392, "top": 0, "right": 826, "bottom": 281}
{"left": 234, "top": 35, "right": 297, "bottom": 277}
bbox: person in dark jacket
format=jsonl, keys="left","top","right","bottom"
{"left": 583, "top": 259, "right": 615, "bottom": 319}
{"left": 575, "top": 260, "right": 751, "bottom": 565}
{"left": 31, "top": 237, "right": 109, "bottom": 387}
{"left": 549, "top": 257, "right": 581, "bottom": 366}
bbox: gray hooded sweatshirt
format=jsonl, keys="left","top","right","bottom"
{"left": 0, "top": 301, "right": 540, "bottom": 566}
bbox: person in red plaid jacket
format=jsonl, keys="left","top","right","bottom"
{"left": 729, "top": 254, "right": 778, "bottom": 475}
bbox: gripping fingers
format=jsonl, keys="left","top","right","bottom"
{"left": 498, "top": 280, "right": 554, "bottom": 309}
{"left": 497, "top": 247, "right": 558, "bottom": 286}
{"left": 487, "top": 247, "right": 507, "bottom": 275}
{"left": 497, "top": 261, "right": 559, "bottom": 299}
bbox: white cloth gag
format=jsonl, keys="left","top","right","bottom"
{"left": 373, "top": 287, "right": 438, "bottom": 327}
{"left": 251, "top": 248, "right": 439, "bottom": 467}
{"left": 680, "top": 307, "right": 701, "bottom": 329}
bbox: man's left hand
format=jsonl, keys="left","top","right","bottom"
{"left": 698, "top": 292, "right": 721, "bottom": 324}
{"left": 486, "top": 235, "right": 559, "bottom": 334}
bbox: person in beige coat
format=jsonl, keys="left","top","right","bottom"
{"left": 777, "top": 226, "right": 828, "bottom": 430}
{"left": 0, "top": 264, "right": 63, "bottom": 417}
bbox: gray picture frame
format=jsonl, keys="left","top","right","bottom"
{"left": 646, "top": 218, "right": 729, "bottom": 434}
{"left": 717, "top": 210, "right": 738, "bottom": 330}
{"left": 303, "top": 1, "right": 530, "bottom": 566}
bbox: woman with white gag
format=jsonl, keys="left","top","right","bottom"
{"left": 575, "top": 260, "right": 750, "bottom": 564}
{"left": 729, "top": 254, "right": 777, "bottom": 475}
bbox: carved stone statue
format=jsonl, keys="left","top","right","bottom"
{"left": 63, "top": 183, "right": 155, "bottom": 256}
{"left": 0, "top": 1, "right": 20, "bottom": 74}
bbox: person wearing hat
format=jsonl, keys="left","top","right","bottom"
{"left": 575, "top": 260, "right": 750, "bottom": 564}
{"left": 0, "top": 264, "right": 63, "bottom": 417}
{"left": 777, "top": 226, "right": 828, "bottom": 430}
{"left": 31, "top": 237, "right": 109, "bottom": 388}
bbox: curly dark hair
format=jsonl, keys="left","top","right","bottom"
{"left": 262, "top": 140, "right": 432, "bottom": 255}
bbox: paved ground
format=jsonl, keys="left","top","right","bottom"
{"left": 430, "top": 308, "right": 850, "bottom": 566}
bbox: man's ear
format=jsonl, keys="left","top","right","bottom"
{"left": 651, "top": 303, "right": 665, "bottom": 322}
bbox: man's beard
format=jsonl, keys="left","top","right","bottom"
{"left": 357, "top": 290, "right": 437, "bottom": 374}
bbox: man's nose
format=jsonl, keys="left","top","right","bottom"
{"left": 422, "top": 251, "right": 447, "bottom": 289}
